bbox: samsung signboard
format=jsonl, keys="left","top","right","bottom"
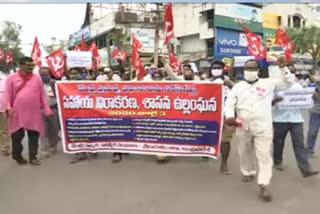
{"left": 214, "top": 28, "right": 249, "bottom": 59}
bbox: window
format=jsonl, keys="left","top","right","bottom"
{"left": 293, "top": 15, "right": 301, "bottom": 28}
{"left": 288, "top": 16, "right": 291, "bottom": 27}
{"left": 207, "top": 10, "right": 214, "bottom": 29}
{"left": 206, "top": 39, "right": 214, "bottom": 57}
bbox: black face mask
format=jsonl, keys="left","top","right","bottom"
{"left": 184, "top": 76, "right": 193, "bottom": 81}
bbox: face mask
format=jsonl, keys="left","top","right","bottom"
{"left": 41, "top": 76, "right": 51, "bottom": 84}
{"left": 244, "top": 70, "right": 259, "bottom": 82}
{"left": 236, "top": 73, "right": 244, "bottom": 80}
{"left": 184, "top": 76, "right": 193, "bottom": 81}
{"left": 201, "top": 73, "right": 208, "bottom": 80}
{"left": 211, "top": 69, "right": 223, "bottom": 77}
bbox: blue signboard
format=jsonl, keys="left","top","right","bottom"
{"left": 214, "top": 28, "right": 249, "bottom": 60}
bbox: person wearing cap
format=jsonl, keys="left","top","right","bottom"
{"left": 209, "top": 60, "right": 234, "bottom": 175}
{"left": 104, "top": 67, "right": 121, "bottom": 81}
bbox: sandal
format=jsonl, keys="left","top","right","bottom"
{"left": 15, "top": 157, "right": 28, "bottom": 165}
{"left": 241, "top": 175, "right": 254, "bottom": 183}
{"left": 69, "top": 153, "right": 87, "bottom": 164}
{"left": 1, "top": 150, "right": 10, "bottom": 157}
{"left": 29, "top": 159, "right": 41, "bottom": 166}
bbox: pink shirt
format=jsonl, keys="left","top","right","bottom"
{"left": 0, "top": 72, "right": 7, "bottom": 112}
{"left": 3, "top": 72, "right": 53, "bottom": 135}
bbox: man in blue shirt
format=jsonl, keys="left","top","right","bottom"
{"left": 272, "top": 64, "right": 318, "bottom": 177}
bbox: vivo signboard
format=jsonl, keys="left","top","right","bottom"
{"left": 215, "top": 28, "right": 249, "bottom": 59}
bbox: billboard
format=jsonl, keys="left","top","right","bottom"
{"left": 263, "top": 13, "right": 281, "bottom": 29}
{"left": 70, "top": 26, "right": 91, "bottom": 47}
{"left": 214, "top": 15, "right": 263, "bottom": 33}
{"left": 215, "top": 4, "right": 263, "bottom": 23}
{"left": 215, "top": 28, "right": 249, "bottom": 59}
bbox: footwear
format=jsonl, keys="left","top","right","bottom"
{"left": 241, "top": 175, "right": 255, "bottom": 183}
{"left": 15, "top": 157, "right": 28, "bottom": 165}
{"left": 112, "top": 154, "right": 122, "bottom": 163}
{"left": 303, "top": 171, "right": 319, "bottom": 178}
{"left": 274, "top": 164, "right": 288, "bottom": 171}
{"left": 1, "top": 150, "right": 10, "bottom": 157}
{"left": 40, "top": 151, "right": 51, "bottom": 159}
{"left": 202, "top": 157, "right": 209, "bottom": 162}
{"left": 220, "top": 163, "right": 232, "bottom": 175}
{"left": 258, "top": 185, "right": 272, "bottom": 202}
{"left": 87, "top": 153, "right": 98, "bottom": 160}
{"left": 29, "top": 159, "right": 41, "bottom": 166}
{"left": 69, "top": 153, "right": 87, "bottom": 164}
{"left": 156, "top": 155, "right": 170, "bottom": 163}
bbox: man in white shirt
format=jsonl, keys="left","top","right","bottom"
{"left": 225, "top": 59, "right": 293, "bottom": 202}
{"left": 272, "top": 63, "right": 318, "bottom": 177}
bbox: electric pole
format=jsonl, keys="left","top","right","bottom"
{"left": 153, "top": 3, "right": 161, "bottom": 67}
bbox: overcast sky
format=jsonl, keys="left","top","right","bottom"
{"left": 0, "top": 4, "right": 86, "bottom": 56}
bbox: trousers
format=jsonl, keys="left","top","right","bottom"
{"left": 236, "top": 128, "right": 273, "bottom": 185}
{"left": 11, "top": 128, "right": 40, "bottom": 161}
{"left": 273, "top": 122, "right": 312, "bottom": 174}
{"left": 0, "top": 113, "right": 10, "bottom": 152}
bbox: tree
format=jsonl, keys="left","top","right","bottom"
{"left": 287, "top": 26, "right": 320, "bottom": 69}
{"left": 0, "top": 20, "right": 24, "bottom": 73}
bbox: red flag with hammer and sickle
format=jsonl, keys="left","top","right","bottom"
{"left": 31, "top": 36, "right": 42, "bottom": 67}
{"left": 46, "top": 49, "right": 65, "bottom": 79}
{"left": 164, "top": 3, "right": 174, "bottom": 46}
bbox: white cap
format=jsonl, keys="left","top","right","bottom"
{"left": 104, "top": 67, "right": 112, "bottom": 72}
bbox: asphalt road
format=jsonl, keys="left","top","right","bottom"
{"left": 0, "top": 115, "right": 319, "bottom": 214}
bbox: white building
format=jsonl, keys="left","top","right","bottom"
{"left": 263, "top": 3, "right": 320, "bottom": 28}
{"left": 173, "top": 3, "right": 215, "bottom": 61}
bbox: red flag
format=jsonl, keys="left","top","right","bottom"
{"left": 113, "top": 49, "right": 128, "bottom": 61}
{"left": 132, "top": 34, "right": 143, "bottom": 50}
{"left": 0, "top": 48, "right": 5, "bottom": 63}
{"left": 5, "top": 52, "right": 13, "bottom": 65}
{"left": 164, "top": 3, "right": 174, "bottom": 46}
{"left": 89, "top": 41, "right": 101, "bottom": 71}
{"left": 46, "top": 49, "right": 65, "bottom": 79}
{"left": 238, "top": 22, "right": 266, "bottom": 60}
{"left": 80, "top": 35, "right": 89, "bottom": 51}
{"left": 74, "top": 46, "right": 82, "bottom": 51}
{"left": 131, "top": 35, "right": 146, "bottom": 80}
{"left": 169, "top": 53, "right": 181, "bottom": 73}
{"left": 275, "top": 28, "right": 295, "bottom": 62}
{"left": 31, "top": 37, "right": 42, "bottom": 67}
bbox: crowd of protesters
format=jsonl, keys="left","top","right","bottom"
{"left": 0, "top": 55, "right": 319, "bottom": 202}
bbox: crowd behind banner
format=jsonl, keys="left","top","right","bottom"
{"left": 0, "top": 55, "right": 319, "bottom": 203}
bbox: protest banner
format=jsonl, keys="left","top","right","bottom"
{"left": 56, "top": 82, "right": 223, "bottom": 158}
{"left": 275, "top": 87, "right": 315, "bottom": 110}
{"left": 66, "top": 51, "right": 92, "bottom": 68}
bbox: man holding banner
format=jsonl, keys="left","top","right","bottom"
{"left": 272, "top": 63, "right": 318, "bottom": 177}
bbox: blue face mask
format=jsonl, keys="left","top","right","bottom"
{"left": 41, "top": 76, "right": 51, "bottom": 84}
{"left": 236, "top": 73, "right": 244, "bottom": 80}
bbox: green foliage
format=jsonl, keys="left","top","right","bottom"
{"left": 287, "top": 26, "right": 320, "bottom": 62}
{"left": 0, "top": 20, "right": 24, "bottom": 72}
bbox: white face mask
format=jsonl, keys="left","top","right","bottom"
{"left": 211, "top": 69, "right": 223, "bottom": 77}
{"left": 244, "top": 71, "right": 259, "bottom": 82}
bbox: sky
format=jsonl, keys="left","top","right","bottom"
{"left": 0, "top": 4, "right": 86, "bottom": 56}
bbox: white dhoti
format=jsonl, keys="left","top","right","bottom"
{"left": 236, "top": 128, "right": 273, "bottom": 186}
